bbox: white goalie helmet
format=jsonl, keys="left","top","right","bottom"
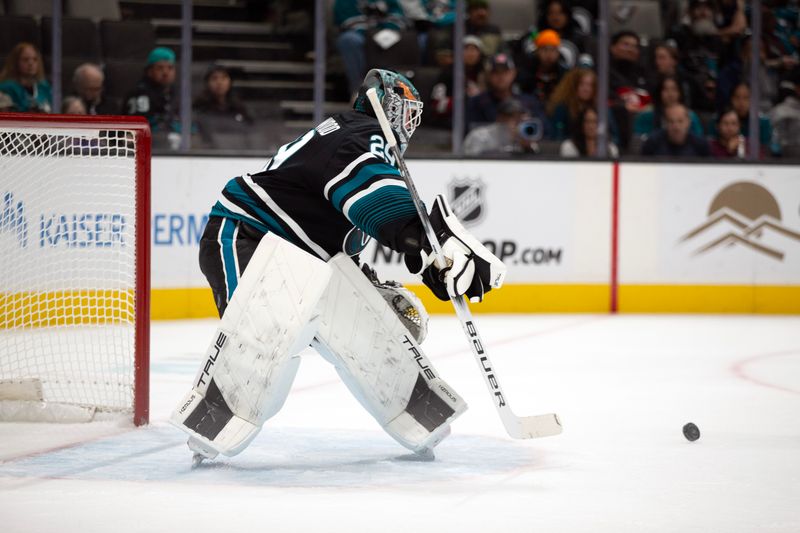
{"left": 354, "top": 69, "right": 423, "bottom": 152}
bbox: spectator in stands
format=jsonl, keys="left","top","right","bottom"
{"left": 516, "top": 30, "right": 567, "bottom": 105}
{"left": 708, "top": 108, "right": 753, "bottom": 158}
{"left": 771, "top": 0, "right": 800, "bottom": 48}
{"left": 424, "top": 0, "right": 498, "bottom": 66}
{"left": 717, "top": 35, "right": 776, "bottom": 112}
{"left": 761, "top": 7, "right": 800, "bottom": 86}
{"left": 609, "top": 30, "right": 648, "bottom": 112}
{"left": 399, "top": 0, "right": 454, "bottom": 61}
{"left": 0, "top": 92, "right": 16, "bottom": 112}
{"left": 429, "top": 35, "right": 486, "bottom": 128}
{"left": 641, "top": 103, "right": 711, "bottom": 157}
{"left": 608, "top": 30, "right": 649, "bottom": 152}
{"left": 570, "top": 0, "right": 597, "bottom": 20}
{"left": 769, "top": 79, "right": 800, "bottom": 156}
{"left": 650, "top": 43, "right": 679, "bottom": 83}
{"left": 334, "top": 0, "right": 410, "bottom": 96}
{"left": 711, "top": 82, "right": 778, "bottom": 154}
{"left": 463, "top": 98, "right": 540, "bottom": 155}
{"left": 193, "top": 64, "right": 253, "bottom": 124}
{"left": 400, "top": 0, "right": 454, "bottom": 29}
{"left": 124, "top": 47, "right": 181, "bottom": 136}
{"left": 0, "top": 42, "right": 52, "bottom": 113}
{"left": 715, "top": 0, "right": 747, "bottom": 43}
{"left": 661, "top": 1, "right": 684, "bottom": 32}
{"left": 465, "top": 0, "right": 502, "bottom": 56}
{"left": 62, "top": 96, "right": 87, "bottom": 115}
{"left": 547, "top": 67, "right": 611, "bottom": 141}
{"left": 465, "top": 53, "right": 548, "bottom": 135}
{"left": 559, "top": 107, "right": 618, "bottom": 158}
{"left": 711, "top": 0, "right": 747, "bottom": 68}
{"left": 667, "top": 0, "right": 723, "bottom": 103}
{"left": 760, "top": 6, "right": 800, "bottom": 112}
{"left": 536, "top": 0, "right": 593, "bottom": 67}
{"left": 634, "top": 75, "right": 705, "bottom": 139}
{"left": 71, "top": 63, "right": 117, "bottom": 115}
{"left": 648, "top": 42, "right": 708, "bottom": 111}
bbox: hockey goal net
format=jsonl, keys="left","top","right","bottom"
{"left": 0, "top": 113, "right": 150, "bottom": 425}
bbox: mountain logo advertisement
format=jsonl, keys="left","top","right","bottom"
{"left": 680, "top": 181, "right": 800, "bottom": 261}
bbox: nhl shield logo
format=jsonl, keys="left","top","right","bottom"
{"left": 449, "top": 178, "right": 485, "bottom": 225}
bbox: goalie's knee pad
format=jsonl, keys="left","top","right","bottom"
{"left": 314, "top": 255, "right": 467, "bottom": 454}
{"left": 170, "top": 233, "right": 330, "bottom": 458}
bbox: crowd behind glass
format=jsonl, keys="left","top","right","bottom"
{"left": 2, "top": 0, "right": 799, "bottom": 159}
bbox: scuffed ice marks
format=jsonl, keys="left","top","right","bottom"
{"left": 0, "top": 424, "right": 538, "bottom": 488}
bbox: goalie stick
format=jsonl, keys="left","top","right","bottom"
{"left": 366, "top": 88, "right": 562, "bottom": 439}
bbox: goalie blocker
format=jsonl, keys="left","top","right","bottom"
{"left": 170, "top": 233, "right": 466, "bottom": 460}
{"left": 403, "top": 195, "right": 506, "bottom": 303}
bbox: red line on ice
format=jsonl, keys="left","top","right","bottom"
{"left": 1, "top": 426, "right": 138, "bottom": 464}
{"left": 730, "top": 349, "right": 800, "bottom": 396}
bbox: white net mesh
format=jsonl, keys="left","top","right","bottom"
{"left": 0, "top": 125, "right": 140, "bottom": 414}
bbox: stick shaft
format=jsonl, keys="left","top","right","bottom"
{"left": 365, "top": 89, "right": 561, "bottom": 439}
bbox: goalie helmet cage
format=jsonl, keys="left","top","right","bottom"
{"left": 0, "top": 113, "right": 150, "bottom": 426}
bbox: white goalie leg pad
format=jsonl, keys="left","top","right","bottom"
{"left": 312, "top": 254, "right": 467, "bottom": 454}
{"left": 170, "top": 233, "right": 331, "bottom": 458}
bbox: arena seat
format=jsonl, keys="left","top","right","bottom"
{"left": 100, "top": 20, "right": 156, "bottom": 61}
{"left": 67, "top": 0, "right": 121, "bottom": 20}
{"left": 0, "top": 16, "right": 41, "bottom": 58}
{"left": 609, "top": 0, "right": 664, "bottom": 41}
{"left": 488, "top": 0, "right": 536, "bottom": 39}
{"left": 42, "top": 17, "right": 101, "bottom": 62}
{"left": 364, "top": 29, "right": 420, "bottom": 73}
{"left": 7, "top": 0, "right": 52, "bottom": 16}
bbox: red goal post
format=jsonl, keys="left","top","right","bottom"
{"left": 0, "top": 113, "right": 150, "bottom": 425}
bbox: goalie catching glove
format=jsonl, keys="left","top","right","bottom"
{"left": 404, "top": 195, "right": 506, "bottom": 302}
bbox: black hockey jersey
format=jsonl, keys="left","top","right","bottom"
{"left": 209, "top": 111, "right": 421, "bottom": 261}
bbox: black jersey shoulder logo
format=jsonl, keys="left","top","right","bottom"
{"left": 343, "top": 226, "right": 371, "bottom": 256}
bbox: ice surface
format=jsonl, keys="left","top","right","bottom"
{"left": 1, "top": 314, "right": 799, "bottom": 532}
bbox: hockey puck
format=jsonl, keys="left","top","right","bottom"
{"left": 682, "top": 422, "right": 700, "bottom": 442}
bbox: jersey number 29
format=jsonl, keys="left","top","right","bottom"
{"left": 369, "top": 135, "right": 396, "bottom": 167}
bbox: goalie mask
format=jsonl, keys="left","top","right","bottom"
{"left": 354, "top": 69, "right": 423, "bottom": 153}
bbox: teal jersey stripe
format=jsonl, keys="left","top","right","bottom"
{"left": 220, "top": 218, "right": 239, "bottom": 300}
{"left": 348, "top": 186, "right": 417, "bottom": 238}
{"left": 210, "top": 202, "right": 271, "bottom": 234}
{"left": 330, "top": 162, "right": 401, "bottom": 211}
{"left": 222, "top": 180, "right": 290, "bottom": 239}
{"left": 369, "top": 203, "right": 417, "bottom": 228}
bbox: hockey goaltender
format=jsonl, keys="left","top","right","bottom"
{"left": 170, "top": 69, "right": 506, "bottom": 465}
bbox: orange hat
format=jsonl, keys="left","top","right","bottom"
{"left": 535, "top": 29, "right": 561, "bottom": 48}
